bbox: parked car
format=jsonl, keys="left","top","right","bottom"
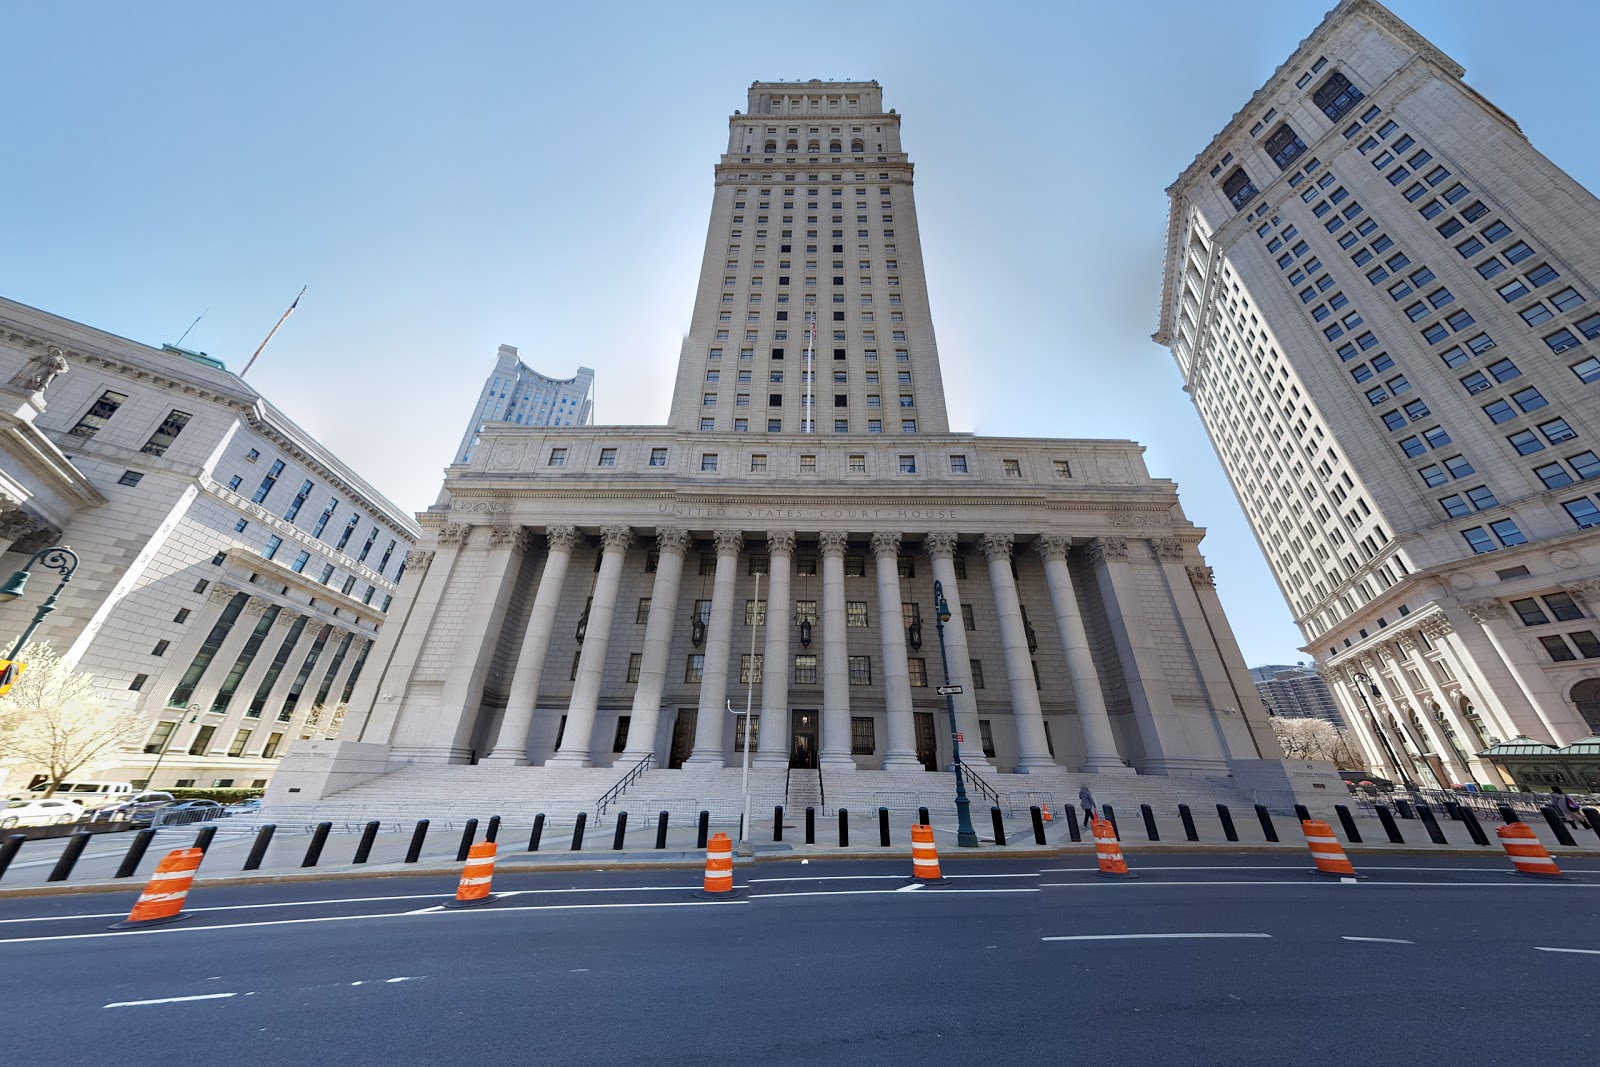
{"left": 148, "top": 799, "right": 225, "bottom": 827}
{"left": 0, "top": 798, "right": 87, "bottom": 828}
{"left": 9, "top": 779, "right": 135, "bottom": 810}
{"left": 222, "top": 797, "right": 263, "bottom": 817}
{"left": 94, "top": 792, "right": 176, "bottom": 824}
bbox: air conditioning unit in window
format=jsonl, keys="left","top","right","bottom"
{"left": 1551, "top": 340, "right": 1577, "bottom": 354}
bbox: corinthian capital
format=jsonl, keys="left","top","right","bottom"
{"left": 546, "top": 524, "right": 582, "bottom": 553}
{"left": 600, "top": 525, "right": 635, "bottom": 553}
{"left": 1032, "top": 534, "right": 1071, "bottom": 563}
{"left": 923, "top": 532, "right": 959, "bottom": 560}
{"left": 1086, "top": 537, "right": 1129, "bottom": 565}
{"left": 405, "top": 549, "right": 434, "bottom": 569}
{"left": 435, "top": 523, "right": 466, "bottom": 547}
{"left": 712, "top": 529, "right": 744, "bottom": 557}
{"left": 978, "top": 532, "right": 1014, "bottom": 563}
{"left": 655, "top": 526, "right": 691, "bottom": 556}
{"left": 818, "top": 530, "right": 850, "bottom": 557}
{"left": 869, "top": 531, "right": 902, "bottom": 559}
{"left": 1152, "top": 537, "right": 1185, "bottom": 562}
{"left": 1186, "top": 565, "right": 1215, "bottom": 588}
{"left": 765, "top": 529, "right": 797, "bottom": 556}
{"left": 1460, "top": 598, "right": 1508, "bottom": 624}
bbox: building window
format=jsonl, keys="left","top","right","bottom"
{"left": 649, "top": 447, "right": 668, "bottom": 466}
{"left": 739, "top": 653, "right": 764, "bottom": 685}
{"left": 1264, "top": 124, "right": 1307, "bottom": 170}
{"left": 701, "top": 453, "right": 719, "bottom": 472}
{"left": 683, "top": 654, "right": 705, "bottom": 683}
{"left": 845, "top": 555, "right": 865, "bottom": 578}
{"left": 548, "top": 448, "right": 567, "bottom": 467}
{"left": 794, "top": 654, "right": 818, "bottom": 684}
{"left": 1003, "top": 459, "right": 1022, "bottom": 478}
{"left": 898, "top": 454, "right": 916, "bottom": 474}
{"left": 117, "top": 470, "right": 143, "bottom": 486}
{"left": 978, "top": 719, "right": 997, "bottom": 758}
{"left": 849, "top": 454, "right": 866, "bottom": 473}
{"left": 745, "top": 599, "right": 767, "bottom": 626}
{"left": 263, "top": 535, "right": 282, "bottom": 560}
{"left": 907, "top": 658, "right": 927, "bottom": 687}
{"left": 624, "top": 654, "right": 642, "bottom": 684}
{"left": 1053, "top": 460, "right": 1072, "bottom": 478}
{"left": 962, "top": 603, "right": 977, "bottom": 631}
{"left": 733, "top": 714, "right": 759, "bottom": 752}
{"left": 152, "top": 639, "right": 170, "bottom": 657}
{"left": 949, "top": 454, "right": 968, "bottom": 474}
{"left": 636, "top": 598, "right": 651, "bottom": 625}
{"left": 1312, "top": 71, "right": 1363, "bottom": 120}
{"left": 292, "top": 551, "right": 310, "bottom": 573}
{"left": 69, "top": 390, "right": 131, "bottom": 440}
{"left": 1222, "top": 168, "right": 1258, "bottom": 211}
{"left": 850, "top": 716, "right": 875, "bottom": 754}
{"left": 846, "top": 601, "right": 869, "bottom": 627}
{"left": 598, "top": 448, "right": 617, "bottom": 467}
{"left": 800, "top": 454, "right": 817, "bottom": 473}
{"left": 847, "top": 656, "right": 872, "bottom": 684}
{"left": 140, "top": 410, "right": 192, "bottom": 456}
{"left": 969, "top": 659, "right": 985, "bottom": 688}
{"left": 750, "top": 453, "right": 768, "bottom": 472}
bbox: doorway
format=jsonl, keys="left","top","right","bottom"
{"left": 914, "top": 712, "right": 938, "bottom": 771}
{"left": 668, "top": 709, "right": 696, "bottom": 768}
{"left": 790, "top": 709, "right": 818, "bottom": 768}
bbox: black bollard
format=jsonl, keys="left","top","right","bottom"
{"left": 1178, "top": 804, "right": 1199, "bottom": 842}
{"left": 115, "top": 827, "right": 157, "bottom": 878}
{"left": 773, "top": 805, "right": 783, "bottom": 842}
{"left": 991, "top": 805, "right": 1006, "bottom": 846}
{"left": 1459, "top": 805, "right": 1491, "bottom": 847}
{"left": 656, "top": 811, "right": 669, "bottom": 850}
{"left": 878, "top": 807, "right": 891, "bottom": 847}
{"left": 1254, "top": 804, "right": 1278, "bottom": 842}
{"left": 1443, "top": 801, "right": 1463, "bottom": 822}
{"left": 571, "top": 812, "right": 587, "bottom": 851}
{"left": 193, "top": 825, "right": 217, "bottom": 854}
{"left": 302, "top": 821, "right": 333, "bottom": 867}
{"left": 528, "top": 814, "right": 545, "bottom": 852}
{"left": 612, "top": 811, "right": 629, "bottom": 850}
{"left": 1583, "top": 807, "right": 1600, "bottom": 843}
{"left": 918, "top": 806, "right": 931, "bottom": 827}
{"left": 485, "top": 815, "right": 501, "bottom": 844}
{"left": 1375, "top": 804, "right": 1405, "bottom": 844}
{"left": 456, "top": 818, "right": 479, "bottom": 862}
{"left": 1415, "top": 802, "right": 1448, "bottom": 845}
{"left": 805, "top": 806, "right": 815, "bottom": 844}
{"left": 1217, "top": 804, "right": 1239, "bottom": 842}
{"left": 1140, "top": 804, "right": 1160, "bottom": 842}
{"left": 0, "top": 833, "right": 23, "bottom": 881}
{"left": 243, "top": 825, "right": 278, "bottom": 870}
{"left": 1496, "top": 803, "right": 1519, "bottom": 825}
{"left": 838, "top": 808, "right": 849, "bottom": 847}
{"left": 1065, "top": 809, "right": 1081, "bottom": 843}
{"left": 1540, "top": 805, "right": 1578, "bottom": 848}
{"left": 47, "top": 831, "right": 93, "bottom": 882}
{"left": 1294, "top": 804, "right": 1312, "bottom": 824}
{"left": 696, "top": 810, "right": 710, "bottom": 850}
{"left": 1101, "top": 804, "right": 1120, "bottom": 840}
{"left": 404, "top": 819, "right": 430, "bottom": 863}
{"left": 1395, "top": 799, "right": 1415, "bottom": 819}
{"left": 1030, "top": 805, "right": 1047, "bottom": 845}
{"left": 353, "top": 821, "right": 380, "bottom": 864}
{"left": 1334, "top": 805, "right": 1363, "bottom": 844}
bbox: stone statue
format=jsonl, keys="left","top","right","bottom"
{"left": 10, "top": 347, "right": 68, "bottom": 393}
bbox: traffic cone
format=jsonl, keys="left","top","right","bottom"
{"left": 1496, "top": 822, "right": 1563, "bottom": 879}
{"left": 1091, "top": 816, "right": 1136, "bottom": 879}
{"left": 1041, "top": 804, "right": 1053, "bottom": 822}
{"left": 910, "top": 823, "right": 944, "bottom": 881}
{"left": 698, "top": 831, "right": 735, "bottom": 896}
{"left": 444, "top": 841, "right": 499, "bottom": 907}
{"left": 1301, "top": 819, "right": 1360, "bottom": 878}
{"left": 109, "top": 847, "right": 202, "bottom": 929}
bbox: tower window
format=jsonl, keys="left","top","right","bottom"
{"left": 1222, "top": 168, "right": 1257, "bottom": 211}
{"left": 1312, "top": 72, "right": 1364, "bottom": 121}
{"left": 1264, "top": 124, "right": 1307, "bottom": 171}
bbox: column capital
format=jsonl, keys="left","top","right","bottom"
{"left": 1396, "top": 633, "right": 1419, "bottom": 653}
{"left": 436, "top": 523, "right": 467, "bottom": 547}
{"left": 486, "top": 524, "right": 525, "bottom": 549}
{"left": 869, "top": 531, "right": 902, "bottom": 559}
{"left": 978, "top": 531, "right": 1014, "bottom": 562}
{"left": 243, "top": 598, "right": 274, "bottom": 617}
{"left": 1562, "top": 579, "right": 1600, "bottom": 606}
{"left": 1086, "top": 537, "right": 1129, "bottom": 565}
{"left": 1460, "top": 597, "right": 1507, "bottom": 623}
{"left": 1032, "top": 533, "right": 1071, "bottom": 562}
{"left": 207, "top": 584, "right": 240, "bottom": 605}
{"left": 0, "top": 509, "right": 44, "bottom": 541}
{"left": 655, "top": 526, "right": 691, "bottom": 556}
{"left": 923, "top": 531, "right": 959, "bottom": 560}
{"left": 1421, "top": 613, "right": 1454, "bottom": 639}
{"left": 405, "top": 548, "right": 435, "bottom": 569}
{"left": 713, "top": 529, "right": 744, "bottom": 557}
{"left": 765, "top": 529, "right": 797, "bottom": 556}
{"left": 1186, "top": 564, "right": 1215, "bottom": 588}
{"left": 600, "top": 525, "right": 635, "bottom": 553}
{"left": 818, "top": 530, "right": 850, "bottom": 557}
{"left": 546, "top": 524, "right": 582, "bottom": 553}
{"left": 1152, "top": 537, "right": 1185, "bottom": 562}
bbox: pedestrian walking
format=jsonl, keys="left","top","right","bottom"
{"left": 1550, "top": 785, "right": 1583, "bottom": 829}
{"left": 1079, "top": 785, "right": 1097, "bottom": 830}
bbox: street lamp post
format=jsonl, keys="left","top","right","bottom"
{"left": 933, "top": 580, "right": 979, "bottom": 847}
{"left": 1351, "top": 671, "right": 1414, "bottom": 788}
{"left": 0, "top": 545, "right": 80, "bottom": 661}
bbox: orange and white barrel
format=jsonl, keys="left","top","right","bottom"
{"left": 910, "top": 823, "right": 943, "bottom": 880}
{"left": 1301, "top": 819, "right": 1358, "bottom": 877}
{"left": 702, "top": 832, "right": 734, "bottom": 894}
{"left": 1092, "top": 817, "right": 1135, "bottom": 879}
{"left": 445, "top": 840, "right": 499, "bottom": 907}
{"left": 110, "top": 847, "right": 203, "bottom": 929}
{"left": 1497, "top": 821, "right": 1562, "bottom": 878}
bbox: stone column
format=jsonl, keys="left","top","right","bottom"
{"left": 756, "top": 530, "right": 795, "bottom": 767}
{"left": 817, "top": 530, "right": 854, "bottom": 770}
{"left": 352, "top": 548, "right": 437, "bottom": 744}
{"left": 1184, "top": 561, "right": 1277, "bottom": 760}
{"left": 871, "top": 532, "right": 921, "bottom": 770}
{"left": 1034, "top": 535, "right": 1126, "bottom": 772}
{"left": 980, "top": 532, "right": 1053, "bottom": 773}
{"left": 484, "top": 524, "right": 581, "bottom": 764}
{"left": 622, "top": 528, "right": 689, "bottom": 763}
{"left": 1087, "top": 536, "right": 1174, "bottom": 773}
{"left": 550, "top": 525, "right": 633, "bottom": 766}
{"left": 1458, "top": 598, "right": 1576, "bottom": 743}
{"left": 0, "top": 508, "right": 45, "bottom": 561}
{"left": 1382, "top": 643, "right": 1469, "bottom": 784}
{"left": 1420, "top": 612, "right": 1518, "bottom": 743}
{"left": 149, "top": 584, "right": 246, "bottom": 713}
{"left": 924, "top": 533, "right": 990, "bottom": 771}
{"left": 1395, "top": 633, "right": 1497, "bottom": 783}
{"left": 1324, "top": 665, "right": 1399, "bottom": 781}
{"left": 1364, "top": 654, "right": 1446, "bottom": 786}
{"left": 185, "top": 597, "right": 273, "bottom": 717}
{"left": 688, "top": 530, "right": 743, "bottom": 764}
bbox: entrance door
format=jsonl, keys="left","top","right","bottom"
{"left": 914, "top": 712, "right": 938, "bottom": 772}
{"left": 790, "top": 710, "right": 818, "bottom": 769}
{"left": 668, "top": 709, "right": 696, "bottom": 769}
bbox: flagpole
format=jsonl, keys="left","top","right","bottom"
{"left": 240, "top": 286, "right": 307, "bottom": 378}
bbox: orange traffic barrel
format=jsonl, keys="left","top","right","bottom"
{"left": 1301, "top": 819, "right": 1359, "bottom": 877}
{"left": 1091, "top": 816, "right": 1136, "bottom": 879}
{"left": 109, "top": 847, "right": 202, "bottom": 929}
{"left": 910, "top": 823, "right": 943, "bottom": 881}
{"left": 700, "top": 831, "right": 735, "bottom": 895}
{"left": 1496, "top": 821, "right": 1563, "bottom": 878}
{"left": 445, "top": 840, "right": 499, "bottom": 908}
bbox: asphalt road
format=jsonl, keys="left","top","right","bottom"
{"left": 3, "top": 854, "right": 1597, "bottom": 1066}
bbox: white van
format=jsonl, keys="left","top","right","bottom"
{"left": 11, "top": 780, "right": 136, "bottom": 810}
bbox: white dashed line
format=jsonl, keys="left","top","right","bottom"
{"left": 105, "top": 993, "right": 238, "bottom": 1008}
{"left": 1342, "top": 936, "right": 1414, "bottom": 944}
{"left": 1042, "top": 933, "right": 1273, "bottom": 942}
{"left": 1535, "top": 946, "right": 1600, "bottom": 955}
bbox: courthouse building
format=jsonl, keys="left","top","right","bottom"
{"left": 1156, "top": 0, "right": 1600, "bottom": 788}
{"left": 274, "top": 80, "right": 1300, "bottom": 814}
{"left": 0, "top": 297, "right": 418, "bottom": 793}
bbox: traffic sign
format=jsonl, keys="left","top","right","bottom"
{"left": 936, "top": 684, "right": 963, "bottom": 696}
{"left": 955, "top": 732, "right": 965, "bottom": 744}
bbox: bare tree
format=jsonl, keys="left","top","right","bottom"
{"left": 0, "top": 642, "right": 144, "bottom": 796}
{"left": 1269, "top": 716, "right": 1362, "bottom": 768}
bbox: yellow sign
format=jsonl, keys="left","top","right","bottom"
{"left": 0, "top": 660, "right": 27, "bottom": 698}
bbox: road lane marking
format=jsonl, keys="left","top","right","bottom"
{"left": 748, "top": 875, "right": 907, "bottom": 883}
{"left": 1042, "top": 933, "right": 1272, "bottom": 942}
{"left": 105, "top": 993, "right": 238, "bottom": 1008}
{"left": 1040, "top": 880, "right": 1600, "bottom": 888}
{"left": 1036, "top": 865, "right": 1600, "bottom": 874}
{"left": 1535, "top": 946, "right": 1600, "bottom": 955}
{"left": 1342, "top": 936, "right": 1414, "bottom": 944}
{"left": 751, "top": 887, "right": 1038, "bottom": 899}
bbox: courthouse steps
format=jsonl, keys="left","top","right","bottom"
{"left": 262, "top": 761, "right": 1290, "bottom": 828}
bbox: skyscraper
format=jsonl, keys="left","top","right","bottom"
{"left": 1249, "top": 665, "right": 1344, "bottom": 727}
{"left": 1156, "top": 0, "right": 1600, "bottom": 787}
{"left": 455, "top": 345, "right": 593, "bottom": 463}
{"left": 273, "top": 80, "right": 1300, "bottom": 816}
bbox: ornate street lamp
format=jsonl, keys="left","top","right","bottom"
{"left": 0, "top": 545, "right": 80, "bottom": 663}
{"left": 933, "top": 580, "right": 979, "bottom": 847}
{"left": 907, "top": 619, "right": 922, "bottom": 651}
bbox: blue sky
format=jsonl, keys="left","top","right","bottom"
{"left": 5, "top": 1, "right": 1597, "bottom": 667}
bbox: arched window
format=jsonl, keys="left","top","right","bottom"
{"left": 807, "top": 141, "right": 820, "bottom": 153}
{"left": 829, "top": 140, "right": 842, "bottom": 153}
{"left": 1264, "top": 123, "right": 1307, "bottom": 171}
{"left": 1312, "top": 71, "right": 1364, "bottom": 121}
{"left": 764, "top": 142, "right": 777, "bottom": 154}
{"left": 1570, "top": 678, "right": 1600, "bottom": 731}
{"left": 850, "top": 139, "right": 864, "bottom": 153}
{"left": 1221, "top": 168, "right": 1258, "bottom": 212}
{"left": 786, "top": 140, "right": 798, "bottom": 153}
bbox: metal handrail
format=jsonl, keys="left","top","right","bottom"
{"left": 961, "top": 764, "right": 1001, "bottom": 810}
{"left": 817, "top": 761, "right": 826, "bottom": 811}
{"left": 596, "top": 753, "right": 653, "bottom": 819}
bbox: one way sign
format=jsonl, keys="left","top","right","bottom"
{"left": 936, "top": 684, "right": 963, "bottom": 696}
